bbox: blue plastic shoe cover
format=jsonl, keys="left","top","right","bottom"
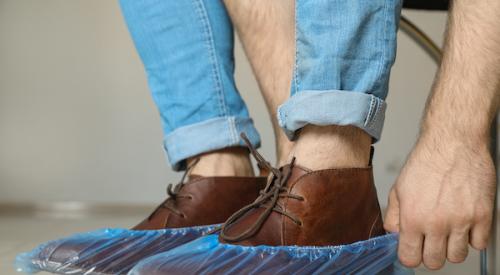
{"left": 15, "top": 225, "right": 218, "bottom": 274}
{"left": 129, "top": 233, "right": 413, "bottom": 275}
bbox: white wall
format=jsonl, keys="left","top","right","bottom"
{"left": 0, "top": 0, "right": 449, "bottom": 206}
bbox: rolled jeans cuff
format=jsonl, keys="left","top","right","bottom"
{"left": 163, "top": 117, "right": 261, "bottom": 171}
{"left": 277, "top": 90, "right": 386, "bottom": 141}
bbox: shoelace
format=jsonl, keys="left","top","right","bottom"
{"left": 219, "top": 133, "right": 304, "bottom": 242}
{"left": 147, "top": 158, "right": 199, "bottom": 220}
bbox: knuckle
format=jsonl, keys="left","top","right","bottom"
{"left": 424, "top": 260, "right": 445, "bottom": 270}
{"left": 398, "top": 242, "right": 422, "bottom": 268}
{"left": 383, "top": 222, "right": 394, "bottom": 232}
{"left": 447, "top": 248, "right": 468, "bottom": 263}
{"left": 398, "top": 255, "right": 420, "bottom": 268}
{"left": 447, "top": 254, "right": 467, "bottom": 264}
{"left": 424, "top": 250, "right": 442, "bottom": 261}
{"left": 399, "top": 237, "right": 419, "bottom": 251}
{"left": 399, "top": 213, "right": 414, "bottom": 225}
{"left": 452, "top": 212, "right": 474, "bottom": 227}
{"left": 471, "top": 229, "right": 490, "bottom": 250}
{"left": 426, "top": 219, "right": 447, "bottom": 234}
{"left": 383, "top": 220, "right": 399, "bottom": 232}
{"left": 471, "top": 238, "right": 488, "bottom": 250}
{"left": 400, "top": 214, "right": 423, "bottom": 231}
{"left": 475, "top": 210, "right": 491, "bottom": 223}
{"left": 474, "top": 204, "right": 493, "bottom": 220}
{"left": 423, "top": 250, "right": 446, "bottom": 270}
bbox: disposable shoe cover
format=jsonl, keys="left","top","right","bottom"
{"left": 15, "top": 225, "right": 218, "bottom": 274}
{"left": 129, "top": 233, "right": 414, "bottom": 275}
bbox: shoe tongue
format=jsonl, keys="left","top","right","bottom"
{"left": 280, "top": 164, "right": 311, "bottom": 186}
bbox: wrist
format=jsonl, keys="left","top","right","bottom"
{"left": 420, "top": 108, "right": 492, "bottom": 147}
{"left": 409, "top": 131, "right": 492, "bottom": 180}
{"left": 417, "top": 127, "right": 490, "bottom": 159}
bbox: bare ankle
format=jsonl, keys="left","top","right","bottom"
{"left": 276, "top": 134, "right": 295, "bottom": 167}
{"left": 188, "top": 147, "right": 255, "bottom": 177}
{"left": 289, "top": 125, "right": 371, "bottom": 170}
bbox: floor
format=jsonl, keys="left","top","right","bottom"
{"left": 0, "top": 211, "right": 495, "bottom": 275}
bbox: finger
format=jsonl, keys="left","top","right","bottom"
{"left": 447, "top": 230, "right": 469, "bottom": 263}
{"left": 470, "top": 222, "right": 491, "bottom": 250}
{"left": 384, "top": 187, "right": 400, "bottom": 233}
{"left": 398, "top": 230, "right": 424, "bottom": 268}
{"left": 422, "top": 234, "right": 447, "bottom": 270}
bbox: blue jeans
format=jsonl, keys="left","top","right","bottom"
{"left": 119, "top": 0, "right": 402, "bottom": 170}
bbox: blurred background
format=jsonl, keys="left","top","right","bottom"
{"left": 0, "top": 1, "right": 497, "bottom": 274}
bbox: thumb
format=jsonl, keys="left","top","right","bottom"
{"left": 384, "top": 186, "right": 400, "bottom": 233}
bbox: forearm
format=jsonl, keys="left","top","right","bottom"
{"left": 422, "top": 0, "right": 500, "bottom": 145}
{"left": 386, "top": 3, "right": 500, "bottom": 268}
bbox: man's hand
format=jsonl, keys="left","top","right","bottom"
{"left": 384, "top": 135, "right": 496, "bottom": 269}
{"left": 384, "top": 0, "right": 500, "bottom": 269}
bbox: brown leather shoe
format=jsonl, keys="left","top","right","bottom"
{"left": 134, "top": 174, "right": 267, "bottom": 230}
{"left": 34, "top": 161, "right": 266, "bottom": 275}
{"left": 219, "top": 136, "right": 385, "bottom": 246}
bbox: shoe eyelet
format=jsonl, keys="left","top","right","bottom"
{"left": 297, "top": 220, "right": 303, "bottom": 226}
{"left": 180, "top": 213, "right": 186, "bottom": 218}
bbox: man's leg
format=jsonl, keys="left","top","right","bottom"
{"left": 120, "top": 0, "right": 260, "bottom": 177}
{"left": 19, "top": 2, "right": 270, "bottom": 274}
{"left": 219, "top": 0, "right": 402, "bottom": 247}
{"left": 282, "top": 0, "right": 402, "bottom": 169}
{"left": 223, "top": 0, "right": 295, "bottom": 165}
{"left": 117, "top": 0, "right": 272, "bottom": 231}
{"left": 223, "top": 0, "right": 376, "bottom": 168}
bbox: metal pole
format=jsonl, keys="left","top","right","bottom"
{"left": 482, "top": 116, "right": 498, "bottom": 275}
{"left": 399, "top": 16, "right": 442, "bottom": 64}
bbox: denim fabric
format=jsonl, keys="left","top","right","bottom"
{"left": 119, "top": 0, "right": 401, "bottom": 169}
{"left": 278, "top": 0, "right": 402, "bottom": 141}
{"left": 119, "top": 0, "right": 260, "bottom": 170}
